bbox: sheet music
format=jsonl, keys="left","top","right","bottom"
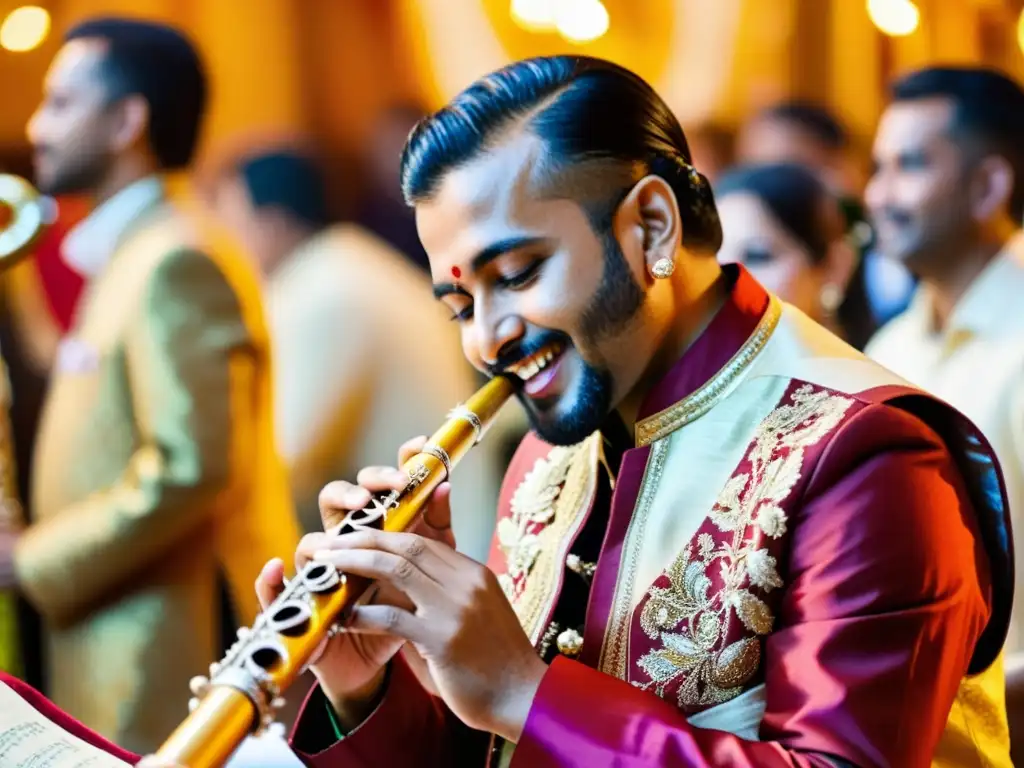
{"left": 0, "top": 683, "right": 131, "bottom": 768}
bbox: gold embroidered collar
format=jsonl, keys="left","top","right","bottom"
{"left": 634, "top": 294, "right": 782, "bottom": 447}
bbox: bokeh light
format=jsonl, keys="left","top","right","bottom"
{"left": 510, "top": 0, "right": 556, "bottom": 32}
{"left": 866, "top": 0, "right": 920, "bottom": 38}
{"left": 510, "top": 0, "right": 610, "bottom": 44}
{"left": 0, "top": 6, "right": 50, "bottom": 53}
{"left": 554, "top": 0, "right": 609, "bottom": 43}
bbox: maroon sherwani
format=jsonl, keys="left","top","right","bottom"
{"left": 286, "top": 265, "right": 1013, "bottom": 766}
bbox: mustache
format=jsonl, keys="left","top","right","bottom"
{"left": 486, "top": 329, "right": 571, "bottom": 377}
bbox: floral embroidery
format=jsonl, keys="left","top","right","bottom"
{"left": 496, "top": 435, "right": 599, "bottom": 642}
{"left": 634, "top": 384, "right": 854, "bottom": 710}
{"left": 496, "top": 446, "right": 577, "bottom": 601}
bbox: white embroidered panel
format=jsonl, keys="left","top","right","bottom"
{"left": 630, "top": 374, "right": 791, "bottom": 609}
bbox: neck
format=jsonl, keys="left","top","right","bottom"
{"left": 615, "top": 255, "right": 728, "bottom": 433}
{"left": 91, "top": 156, "right": 157, "bottom": 206}
{"left": 921, "top": 222, "right": 1016, "bottom": 331}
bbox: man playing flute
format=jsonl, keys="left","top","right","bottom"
{"left": 272, "top": 55, "right": 1013, "bottom": 767}
{"left": 18, "top": 55, "right": 1015, "bottom": 768}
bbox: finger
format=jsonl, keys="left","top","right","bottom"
{"left": 397, "top": 435, "right": 429, "bottom": 466}
{"left": 411, "top": 482, "right": 456, "bottom": 549}
{"left": 295, "top": 532, "right": 336, "bottom": 570}
{"left": 315, "top": 529, "right": 458, "bottom": 579}
{"left": 318, "top": 481, "right": 372, "bottom": 531}
{"left": 355, "top": 465, "right": 411, "bottom": 493}
{"left": 345, "top": 603, "right": 427, "bottom": 646}
{"left": 255, "top": 558, "right": 285, "bottom": 610}
{"left": 312, "top": 547, "right": 445, "bottom": 605}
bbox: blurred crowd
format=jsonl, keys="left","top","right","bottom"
{"left": 1, "top": 13, "right": 1023, "bottom": 763}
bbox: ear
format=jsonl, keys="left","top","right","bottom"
{"left": 969, "top": 155, "right": 1014, "bottom": 222}
{"left": 611, "top": 174, "right": 682, "bottom": 279}
{"left": 109, "top": 94, "right": 150, "bottom": 154}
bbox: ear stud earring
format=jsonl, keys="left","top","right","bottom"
{"left": 651, "top": 258, "right": 675, "bottom": 279}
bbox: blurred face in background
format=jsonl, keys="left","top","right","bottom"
{"left": 717, "top": 192, "right": 823, "bottom": 317}
{"left": 28, "top": 39, "right": 136, "bottom": 196}
{"left": 214, "top": 174, "right": 287, "bottom": 275}
{"left": 866, "top": 98, "right": 975, "bottom": 274}
{"left": 737, "top": 115, "right": 861, "bottom": 195}
{"left": 717, "top": 188, "right": 854, "bottom": 326}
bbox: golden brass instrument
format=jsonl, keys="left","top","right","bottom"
{"left": 155, "top": 374, "right": 516, "bottom": 767}
{"left": 0, "top": 174, "right": 56, "bottom": 267}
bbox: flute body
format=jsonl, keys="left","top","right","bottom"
{"left": 154, "top": 374, "right": 515, "bottom": 767}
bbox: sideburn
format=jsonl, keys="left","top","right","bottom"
{"left": 578, "top": 228, "right": 644, "bottom": 345}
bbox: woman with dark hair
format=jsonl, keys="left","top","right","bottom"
{"left": 715, "top": 162, "right": 856, "bottom": 338}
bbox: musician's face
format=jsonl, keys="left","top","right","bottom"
{"left": 416, "top": 133, "right": 670, "bottom": 446}
{"left": 27, "top": 40, "right": 121, "bottom": 196}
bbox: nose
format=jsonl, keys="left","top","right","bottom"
{"left": 476, "top": 312, "right": 525, "bottom": 368}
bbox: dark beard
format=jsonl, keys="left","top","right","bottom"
{"left": 35, "top": 150, "right": 110, "bottom": 196}
{"left": 518, "top": 231, "right": 644, "bottom": 447}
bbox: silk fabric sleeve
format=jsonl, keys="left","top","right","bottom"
{"left": 512, "top": 404, "right": 991, "bottom": 768}
{"left": 15, "top": 249, "right": 250, "bottom": 626}
{"left": 289, "top": 653, "right": 490, "bottom": 766}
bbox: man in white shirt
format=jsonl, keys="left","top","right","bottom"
{"left": 213, "top": 149, "right": 510, "bottom": 562}
{"left": 864, "top": 65, "right": 1024, "bottom": 752}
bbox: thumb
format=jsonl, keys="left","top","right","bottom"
{"left": 255, "top": 558, "right": 286, "bottom": 610}
{"left": 412, "top": 482, "right": 456, "bottom": 549}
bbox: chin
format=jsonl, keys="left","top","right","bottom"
{"left": 522, "top": 367, "right": 614, "bottom": 447}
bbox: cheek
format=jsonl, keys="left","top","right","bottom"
{"left": 747, "top": 260, "right": 795, "bottom": 296}
{"left": 751, "top": 252, "right": 813, "bottom": 300}
{"left": 896, "top": 174, "right": 953, "bottom": 217}
{"left": 532, "top": 253, "right": 604, "bottom": 322}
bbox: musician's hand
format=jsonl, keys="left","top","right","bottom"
{"left": 309, "top": 500, "right": 546, "bottom": 744}
{"left": 253, "top": 435, "right": 457, "bottom": 731}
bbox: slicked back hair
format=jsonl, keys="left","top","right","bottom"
{"left": 400, "top": 56, "right": 723, "bottom": 252}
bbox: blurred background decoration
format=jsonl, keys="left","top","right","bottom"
{"left": 0, "top": 0, "right": 1020, "bottom": 216}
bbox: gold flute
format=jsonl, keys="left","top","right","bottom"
{"left": 154, "top": 374, "right": 516, "bottom": 767}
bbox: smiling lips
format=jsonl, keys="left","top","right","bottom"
{"left": 505, "top": 341, "right": 566, "bottom": 397}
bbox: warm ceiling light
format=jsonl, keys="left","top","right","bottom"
{"left": 511, "top": 0, "right": 556, "bottom": 32}
{"left": 510, "top": 0, "right": 610, "bottom": 43}
{"left": 555, "top": 0, "right": 609, "bottom": 43}
{"left": 0, "top": 6, "right": 50, "bottom": 52}
{"left": 866, "top": 0, "right": 920, "bottom": 37}
{"left": 1017, "top": 8, "right": 1024, "bottom": 56}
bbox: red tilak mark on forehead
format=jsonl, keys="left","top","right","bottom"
{"left": 451, "top": 266, "right": 462, "bottom": 279}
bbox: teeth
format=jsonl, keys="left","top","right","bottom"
{"left": 511, "top": 344, "right": 562, "bottom": 381}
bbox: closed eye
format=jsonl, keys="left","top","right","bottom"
{"left": 449, "top": 305, "right": 474, "bottom": 323}
{"left": 496, "top": 260, "right": 543, "bottom": 290}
